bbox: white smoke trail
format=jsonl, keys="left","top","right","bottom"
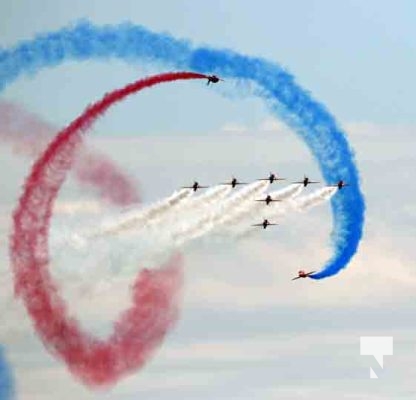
{"left": 49, "top": 183, "right": 337, "bottom": 282}
{"left": 217, "top": 184, "right": 303, "bottom": 236}
{"left": 167, "top": 180, "right": 269, "bottom": 246}
{"left": 81, "top": 185, "right": 231, "bottom": 243}
{"left": 62, "top": 189, "right": 192, "bottom": 249}
{"left": 57, "top": 183, "right": 335, "bottom": 268}
{"left": 67, "top": 181, "right": 269, "bottom": 253}
{"left": 234, "top": 186, "right": 337, "bottom": 239}
{"left": 268, "top": 183, "right": 304, "bottom": 202}
{"left": 288, "top": 186, "right": 337, "bottom": 212}
{"left": 221, "top": 183, "right": 303, "bottom": 230}
{"left": 165, "top": 184, "right": 232, "bottom": 220}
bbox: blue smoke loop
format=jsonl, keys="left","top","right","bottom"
{"left": 0, "top": 346, "right": 14, "bottom": 400}
{"left": 0, "top": 21, "right": 364, "bottom": 281}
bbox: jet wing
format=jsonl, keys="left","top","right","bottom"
{"left": 291, "top": 276, "right": 301, "bottom": 281}
{"left": 251, "top": 223, "right": 264, "bottom": 227}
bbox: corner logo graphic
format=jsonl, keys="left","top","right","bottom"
{"left": 360, "top": 337, "right": 393, "bottom": 379}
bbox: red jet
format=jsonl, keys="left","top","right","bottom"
{"left": 221, "top": 176, "right": 247, "bottom": 188}
{"left": 293, "top": 175, "right": 320, "bottom": 187}
{"left": 291, "top": 270, "right": 316, "bottom": 280}
{"left": 252, "top": 219, "right": 278, "bottom": 229}
{"left": 258, "top": 172, "right": 285, "bottom": 184}
{"left": 330, "top": 180, "right": 349, "bottom": 190}
{"left": 206, "top": 75, "right": 224, "bottom": 85}
{"left": 182, "top": 181, "right": 209, "bottom": 192}
{"left": 255, "top": 195, "right": 282, "bottom": 205}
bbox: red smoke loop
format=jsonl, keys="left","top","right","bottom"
{"left": 10, "top": 72, "right": 207, "bottom": 386}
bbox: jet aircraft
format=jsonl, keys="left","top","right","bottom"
{"left": 330, "top": 180, "right": 349, "bottom": 190}
{"left": 258, "top": 172, "right": 285, "bottom": 184}
{"left": 220, "top": 176, "right": 247, "bottom": 188}
{"left": 293, "top": 175, "right": 320, "bottom": 187}
{"left": 252, "top": 219, "right": 278, "bottom": 229}
{"left": 206, "top": 75, "right": 223, "bottom": 85}
{"left": 291, "top": 270, "right": 317, "bottom": 280}
{"left": 255, "top": 195, "right": 282, "bottom": 205}
{"left": 182, "top": 181, "right": 209, "bottom": 192}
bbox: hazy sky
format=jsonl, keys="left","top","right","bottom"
{"left": 0, "top": 1, "right": 415, "bottom": 399}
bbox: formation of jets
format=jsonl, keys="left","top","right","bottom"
{"left": 185, "top": 75, "right": 346, "bottom": 283}
{"left": 182, "top": 169, "right": 349, "bottom": 281}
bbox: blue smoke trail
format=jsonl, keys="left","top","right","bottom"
{"left": 0, "top": 346, "right": 14, "bottom": 400}
{"left": 0, "top": 21, "right": 364, "bottom": 279}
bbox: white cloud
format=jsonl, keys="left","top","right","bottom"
{"left": 344, "top": 122, "right": 415, "bottom": 139}
{"left": 183, "top": 232, "right": 416, "bottom": 309}
{"left": 53, "top": 200, "right": 105, "bottom": 215}
{"left": 220, "top": 122, "right": 248, "bottom": 134}
{"left": 258, "top": 117, "right": 288, "bottom": 133}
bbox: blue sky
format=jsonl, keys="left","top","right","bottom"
{"left": 1, "top": 1, "right": 416, "bottom": 399}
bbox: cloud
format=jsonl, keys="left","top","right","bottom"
{"left": 258, "top": 117, "right": 289, "bottom": 133}
{"left": 183, "top": 228, "right": 416, "bottom": 309}
{"left": 220, "top": 122, "right": 248, "bottom": 134}
{"left": 345, "top": 122, "right": 415, "bottom": 139}
{"left": 53, "top": 200, "right": 105, "bottom": 215}
{"left": 220, "top": 118, "right": 291, "bottom": 135}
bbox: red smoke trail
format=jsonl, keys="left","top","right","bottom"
{"left": 10, "top": 72, "right": 207, "bottom": 386}
{"left": 0, "top": 100, "right": 140, "bottom": 206}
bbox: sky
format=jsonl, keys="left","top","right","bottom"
{"left": 0, "top": 1, "right": 415, "bottom": 399}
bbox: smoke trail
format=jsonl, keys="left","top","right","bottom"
{"left": 267, "top": 183, "right": 304, "bottom": 202}
{"left": 0, "top": 100, "right": 140, "bottom": 206}
{"left": 0, "top": 102, "right": 140, "bottom": 394}
{"left": 168, "top": 181, "right": 268, "bottom": 246}
{"left": 182, "top": 185, "right": 232, "bottom": 211}
{"left": 212, "top": 181, "right": 269, "bottom": 226}
{"left": 82, "top": 185, "right": 232, "bottom": 247}
{"left": 9, "top": 72, "right": 206, "bottom": 387}
{"left": 0, "top": 346, "right": 14, "bottom": 400}
{"left": 236, "top": 185, "right": 337, "bottom": 238}
{"left": 0, "top": 22, "right": 365, "bottom": 278}
{"left": 84, "top": 189, "right": 191, "bottom": 241}
{"left": 289, "top": 186, "right": 338, "bottom": 212}
{"left": 222, "top": 183, "right": 303, "bottom": 231}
